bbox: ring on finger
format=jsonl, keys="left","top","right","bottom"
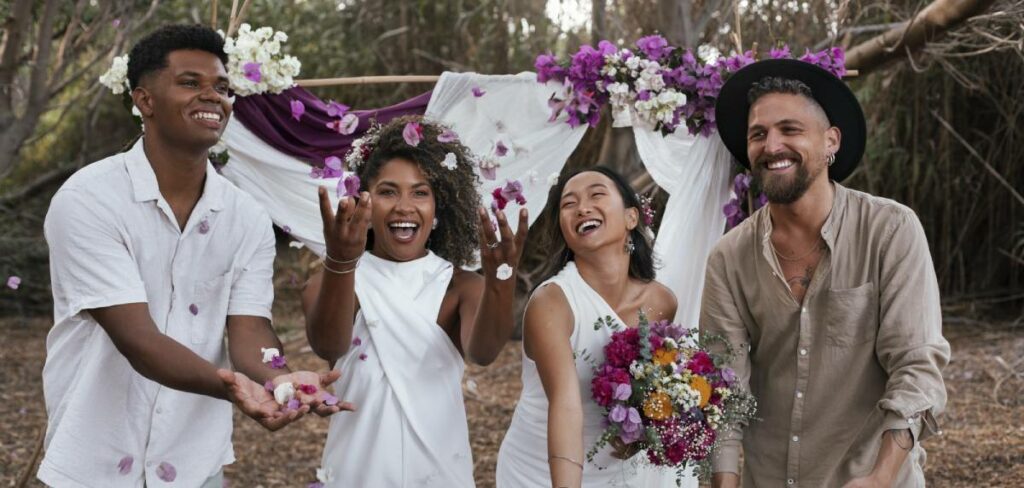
{"left": 488, "top": 242, "right": 500, "bottom": 249}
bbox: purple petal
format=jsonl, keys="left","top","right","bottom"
{"left": 338, "top": 113, "right": 359, "bottom": 135}
{"left": 290, "top": 100, "right": 305, "bottom": 121}
{"left": 325, "top": 156, "right": 342, "bottom": 171}
{"left": 358, "top": 353, "right": 367, "bottom": 361}
{"left": 494, "top": 140, "right": 508, "bottom": 157}
{"left": 323, "top": 393, "right": 339, "bottom": 406}
{"left": 480, "top": 166, "right": 497, "bottom": 181}
{"left": 437, "top": 129, "right": 459, "bottom": 143}
{"left": 6, "top": 276, "right": 21, "bottom": 290}
{"left": 282, "top": 225, "right": 291, "bottom": 234}
{"left": 286, "top": 398, "right": 301, "bottom": 411}
{"left": 270, "top": 355, "right": 287, "bottom": 369}
{"left": 471, "top": 87, "right": 486, "bottom": 97}
{"left": 242, "top": 62, "right": 262, "bottom": 83}
{"left": 308, "top": 483, "right": 325, "bottom": 488}
{"left": 613, "top": 382, "right": 631, "bottom": 401}
{"left": 352, "top": 337, "right": 362, "bottom": 346}
{"left": 117, "top": 455, "right": 133, "bottom": 475}
{"left": 402, "top": 122, "right": 423, "bottom": 146}
{"left": 264, "top": 380, "right": 274, "bottom": 392}
{"left": 609, "top": 404, "right": 627, "bottom": 423}
{"left": 111, "top": 18, "right": 121, "bottom": 28}
{"left": 198, "top": 220, "right": 210, "bottom": 234}
{"left": 188, "top": 303, "right": 199, "bottom": 315}
{"left": 326, "top": 101, "right": 349, "bottom": 118}
{"left": 156, "top": 461, "right": 177, "bottom": 482}
{"left": 337, "top": 174, "right": 361, "bottom": 198}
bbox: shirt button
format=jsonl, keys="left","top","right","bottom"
{"left": 787, "top": 480, "right": 795, "bottom": 485}
{"left": 796, "top": 391, "right": 804, "bottom": 399}
{"left": 799, "top": 348, "right": 808, "bottom": 356}
{"left": 801, "top": 307, "right": 807, "bottom": 314}
{"left": 156, "top": 407, "right": 164, "bottom": 414}
{"left": 792, "top": 435, "right": 800, "bottom": 442}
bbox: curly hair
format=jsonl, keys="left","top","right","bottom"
{"left": 354, "top": 116, "right": 482, "bottom": 267}
{"left": 128, "top": 24, "right": 227, "bottom": 90}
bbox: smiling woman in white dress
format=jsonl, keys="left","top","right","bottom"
{"left": 302, "top": 117, "right": 527, "bottom": 487}
{"left": 497, "top": 166, "right": 693, "bottom": 488}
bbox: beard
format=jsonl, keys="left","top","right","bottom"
{"left": 751, "top": 152, "right": 823, "bottom": 204}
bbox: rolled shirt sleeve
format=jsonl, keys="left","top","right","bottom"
{"left": 874, "top": 207, "right": 950, "bottom": 443}
{"left": 226, "top": 209, "right": 276, "bottom": 319}
{"left": 700, "top": 247, "right": 751, "bottom": 474}
{"left": 44, "top": 189, "right": 147, "bottom": 321}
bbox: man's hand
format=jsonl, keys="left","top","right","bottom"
{"left": 218, "top": 369, "right": 308, "bottom": 431}
{"left": 711, "top": 472, "right": 740, "bottom": 488}
{"left": 272, "top": 369, "right": 356, "bottom": 417}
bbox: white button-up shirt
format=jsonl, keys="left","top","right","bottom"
{"left": 38, "top": 140, "right": 275, "bottom": 487}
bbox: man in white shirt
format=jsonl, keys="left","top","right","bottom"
{"left": 39, "top": 24, "right": 352, "bottom": 487}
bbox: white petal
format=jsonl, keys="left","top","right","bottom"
{"left": 496, "top": 263, "right": 513, "bottom": 281}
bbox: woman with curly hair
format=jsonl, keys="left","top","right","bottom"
{"left": 302, "top": 116, "right": 527, "bottom": 487}
{"left": 496, "top": 166, "right": 685, "bottom": 487}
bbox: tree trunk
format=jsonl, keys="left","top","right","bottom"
{"left": 845, "top": 0, "right": 999, "bottom": 74}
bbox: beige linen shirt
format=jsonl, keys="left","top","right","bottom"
{"left": 700, "top": 183, "right": 950, "bottom": 487}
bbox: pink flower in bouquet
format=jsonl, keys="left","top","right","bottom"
{"left": 610, "top": 404, "right": 644, "bottom": 443}
{"left": 591, "top": 365, "right": 631, "bottom": 407}
{"left": 686, "top": 350, "right": 715, "bottom": 375}
{"left": 604, "top": 328, "right": 641, "bottom": 367}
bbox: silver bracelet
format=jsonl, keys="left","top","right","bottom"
{"left": 325, "top": 253, "right": 360, "bottom": 265}
{"left": 323, "top": 260, "right": 357, "bottom": 275}
{"left": 549, "top": 455, "right": 583, "bottom": 470}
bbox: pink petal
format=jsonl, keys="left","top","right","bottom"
{"left": 326, "top": 101, "right": 349, "bottom": 117}
{"left": 437, "top": 129, "right": 459, "bottom": 143}
{"left": 188, "top": 304, "right": 199, "bottom": 315}
{"left": 290, "top": 100, "right": 305, "bottom": 121}
{"left": 472, "top": 87, "right": 486, "bottom": 97}
{"left": 156, "top": 462, "right": 177, "bottom": 482}
{"left": 325, "top": 156, "right": 342, "bottom": 171}
{"left": 402, "top": 122, "right": 423, "bottom": 146}
{"left": 338, "top": 113, "right": 359, "bottom": 135}
{"left": 270, "top": 355, "right": 287, "bottom": 369}
{"left": 298, "top": 384, "right": 318, "bottom": 395}
{"left": 495, "top": 140, "right": 509, "bottom": 157}
{"left": 352, "top": 337, "right": 362, "bottom": 346}
{"left": 243, "top": 62, "right": 262, "bottom": 83}
{"left": 264, "top": 380, "right": 274, "bottom": 392}
{"left": 286, "top": 398, "right": 301, "bottom": 411}
{"left": 480, "top": 166, "right": 497, "bottom": 181}
{"left": 358, "top": 353, "right": 367, "bottom": 361}
{"left": 6, "top": 276, "right": 21, "bottom": 290}
{"left": 117, "top": 455, "right": 133, "bottom": 474}
{"left": 323, "top": 393, "right": 339, "bottom": 406}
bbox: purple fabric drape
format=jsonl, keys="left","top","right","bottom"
{"left": 232, "top": 86, "right": 431, "bottom": 164}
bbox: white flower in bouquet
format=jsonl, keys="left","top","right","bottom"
{"left": 99, "top": 54, "right": 130, "bottom": 94}
{"left": 697, "top": 44, "right": 721, "bottom": 64}
{"left": 223, "top": 23, "right": 301, "bottom": 96}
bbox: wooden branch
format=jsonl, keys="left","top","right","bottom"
{"left": 295, "top": 75, "right": 440, "bottom": 88}
{"left": 845, "top": 0, "right": 999, "bottom": 74}
{"left": 932, "top": 110, "right": 1024, "bottom": 208}
{"left": 226, "top": 0, "right": 253, "bottom": 37}
{"left": 211, "top": 0, "right": 218, "bottom": 29}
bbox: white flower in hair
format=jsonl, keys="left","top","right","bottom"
{"left": 99, "top": 54, "right": 130, "bottom": 95}
{"left": 546, "top": 171, "right": 559, "bottom": 187}
{"left": 441, "top": 152, "right": 458, "bottom": 170}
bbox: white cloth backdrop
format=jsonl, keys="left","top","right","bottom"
{"left": 220, "top": 71, "right": 732, "bottom": 325}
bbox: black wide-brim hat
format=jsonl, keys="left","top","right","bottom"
{"left": 715, "top": 59, "right": 866, "bottom": 182}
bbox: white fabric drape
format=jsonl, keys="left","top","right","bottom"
{"left": 425, "top": 71, "right": 587, "bottom": 237}
{"left": 633, "top": 126, "right": 733, "bottom": 327}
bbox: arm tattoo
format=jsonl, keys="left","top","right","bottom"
{"left": 887, "top": 428, "right": 914, "bottom": 451}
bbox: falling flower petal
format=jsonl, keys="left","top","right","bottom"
{"left": 358, "top": 353, "right": 368, "bottom": 361}
{"left": 494, "top": 140, "right": 509, "bottom": 157}
{"left": 526, "top": 170, "right": 539, "bottom": 185}
{"left": 496, "top": 263, "right": 513, "bottom": 281}
{"left": 437, "top": 129, "right": 459, "bottom": 143}
{"left": 317, "top": 467, "right": 335, "bottom": 483}
{"left": 188, "top": 304, "right": 199, "bottom": 315}
{"left": 339, "top": 113, "right": 359, "bottom": 135}
{"left": 290, "top": 100, "right": 305, "bottom": 121}
{"left": 546, "top": 172, "right": 559, "bottom": 187}
{"left": 352, "top": 337, "right": 362, "bottom": 346}
{"left": 282, "top": 225, "right": 291, "bottom": 234}
{"left": 471, "top": 87, "right": 486, "bottom": 97}
{"left": 242, "top": 62, "right": 262, "bottom": 83}
{"left": 270, "top": 355, "right": 287, "bottom": 369}
{"left": 322, "top": 393, "right": 339, "bottom": 406}
{"left": 298, "top": 384, "right": 318, "bottom": 395}
{"left": 6, "top": 276, "right": 21, "bottom": 290}
{"left": 117, "top": 455, "right": 133, "bottom": 475}
{"left": 261, "top": 347, "right": 281, "bottom": 363}
{"left": 264, "top": 380, "right": 274, "bottom": 392}
{"left": 337, "top": 173, "right": 361, "bottom": 198}
{"left": 402, "top": 122, "right": 423, "bottom": 146}
{"left": 324, "top": 156, "right": 342, "bottom": 172}
{"left": 286, "top": 398, "right": 301, "bottom": 411}
{"left": 198, "top": 219, "right": 210, "bottom": 234}
{"left": 441, "top": 152, "right": 458, "bottom": 170}
{"left": 326, "top": 101, "right": 349, "bottom": 118}
{"left": 499, "top": 179, "right": 526, "bottom": 205}
{"left": 156, "top": 462, "right": 176, "bottom": 482}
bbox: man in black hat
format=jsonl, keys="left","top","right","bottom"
{"left": 700, "top": 59, "right": 949, "bottom": 487}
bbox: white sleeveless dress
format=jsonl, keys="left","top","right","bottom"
{"left": 496, "top": 261, "right": 696, "bottom": 487}
{"left": 320, "top": 252, "right": 475, "bottom": 487}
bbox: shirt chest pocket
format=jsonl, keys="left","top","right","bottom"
{"left": 190, "top": 270, "right": 233, "bottom": 344}
{"left": 824, "top": 282, "right": 878, "bottom": 347}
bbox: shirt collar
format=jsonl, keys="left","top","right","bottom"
{"left": 124, "top": 137, "right": 225, "bottom": 212}
{"left": 758, "top": 181, "right": 848, "bottom": 250}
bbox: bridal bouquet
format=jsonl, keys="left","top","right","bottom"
{"left": 536, "top": 35, "right": 846, "bottom": 136}
{"left": 587, "top": 313, "right": 756, "bottom": 481}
